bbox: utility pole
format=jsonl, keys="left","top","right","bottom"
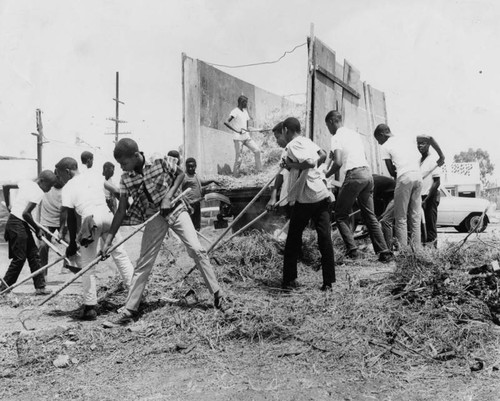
{"left": 30, "top": 108, "right": 47, "bottom": 175}
{"left": 105, "top": 71, "right": 131, "bottom": 143}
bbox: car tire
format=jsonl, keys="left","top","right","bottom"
{"left": 461, "top": 213, "right": 488, "bottom": 233}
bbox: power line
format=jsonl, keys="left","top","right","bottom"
{"left": 207, "top": 42, "right": 307, "bottom": 69}
{"left": 44, "top": 136, "right": 108, "bottom": 156}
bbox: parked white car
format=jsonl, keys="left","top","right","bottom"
{"left": 437, "top": 187, "right": 496, "bottom": 232}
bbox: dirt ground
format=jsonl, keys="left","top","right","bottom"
{"left": 1, "top": 217, "right": 500, "bottom": 400}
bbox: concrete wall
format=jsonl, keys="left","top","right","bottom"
{"left": 183, "top": 54, "right": 301, "bottom": 176}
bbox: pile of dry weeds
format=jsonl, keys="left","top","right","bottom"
{"left": 2, "top": 231, "right": 500, "bottom": 380}
{"left": 203, "top": 105, "right": 306, "bottom": 188}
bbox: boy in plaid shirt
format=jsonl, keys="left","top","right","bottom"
{"left": 102, "top": 139, "right": 229, "bottom": 325}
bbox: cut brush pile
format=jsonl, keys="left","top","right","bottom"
{"left": 2, "top": 230, "right": 499, "bottom": 396}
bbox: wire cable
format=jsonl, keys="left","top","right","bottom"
{"left": 207, "top": 42, "right": 307, "bottom": 69}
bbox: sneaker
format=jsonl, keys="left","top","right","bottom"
{"left": 35, "top": 287, "right": 52, "bottom": 296}
{"left": 378, "top": 251, "right": 394, "bottom": 263}
{"left": 320, "top": 283, "right": 333, "bottom": 292}
{"left": 281, "top": 279, "right": 300, "bottom": 292}
{"left": 110, "top": 309, "right": 135, "bottom": 326}
{"left": 81, "top": 305, "right": 97, "bottom": 321}
{"left": 346, "top": 249, "right": 359, "bottom": 260}
{"left": 214, "top": 292, "right": 233, "bottom": 314}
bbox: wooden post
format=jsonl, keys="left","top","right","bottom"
{"left": 115, "top": 71, "right": 119, "bottom": 143}
{"left": 305, "top": 23, "right": 315, "bottom": 140}
{"left": 35, "top": 109, "right": 44, "bottom": 175}
{"left": 105, "top": 71, "right": 131, "bottom": 142}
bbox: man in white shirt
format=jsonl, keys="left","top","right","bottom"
{"left": 39, "top": 184, "right": 66, "bottom": 276}
{"left": 278, "top": 117, "right": 335, "bottom": 292}
{"left": 374, "top": 124, "right": 422, "bottom": 247}
{"left": 324, "top": 111, "right": 393, "bottom": 262}
{"left": 224, "top": 95, "right": 262, "bottom": 177}
{"left": 417, "top": 135, "right": 445, "bottom": 246}
{"left": 266, "top": 122, "right": 290, "bottom": 212}
{"left": 55, "top": 157, "right": 133, "bottom": 321}
{"left": 1, "top": 171, "right": 57, "bottom": 294}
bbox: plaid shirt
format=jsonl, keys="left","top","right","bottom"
{"left": 119, "top": 154, "right": 186, "bottom": 225}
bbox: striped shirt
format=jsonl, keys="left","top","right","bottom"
{"left": 119, "top": 154, "right": 186, "bottom": 225}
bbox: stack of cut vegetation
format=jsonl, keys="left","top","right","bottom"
{"left": 361, "top": 239, "right": 500, "bottom": 369}
{"left": 4, "top": 231, "right": 499, "bottom": 381}
{"left": 203, "top": 106, "right": 306, "bottom": 189}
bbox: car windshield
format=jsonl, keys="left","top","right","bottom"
{"left": 440, "top": 187, "right": 452, "bottom": 197}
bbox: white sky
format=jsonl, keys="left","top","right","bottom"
{"left": 1, "top": 0, "right": 499, "bottom": 182}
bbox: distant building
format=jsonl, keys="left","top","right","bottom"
{"left": 441, "top": 162, "right": 481, "bottom": 198}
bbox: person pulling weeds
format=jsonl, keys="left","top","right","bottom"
{"left": 0, "top": 170, "right": 57, "bottom": 295}
{"left": 101, "top": 138, "right": 231, "bottom": 326}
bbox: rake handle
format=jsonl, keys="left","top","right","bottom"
{"left": 0, "top": 255, "right": 66, "bottom": 296}
{"left": 36, "top": 223, "right": 69, "bottom": 247}
{"left": 38, "top": 189, "right": 192, "bottom": 306}
{"left": 180, "top": 169, "right": 282, "bottom": 280}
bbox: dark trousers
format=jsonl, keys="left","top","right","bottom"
{"left": 39, "top": 226, "right": 58, "bottom": 275}
{"left": 422, "top": 194, "right": 439, "bottom": 244}
{"left": 335, "top": 167, "right": 389, "bottom": 254}
{"left": 189, "top": 202, "right": 201, "bottom": 231}
{"left": 3, "top": 214, "right": 46, "bottom": 289}
{"left": 283, "top": 199, "right": 335, "bottom": 285}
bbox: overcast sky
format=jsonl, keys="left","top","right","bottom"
{"left": 1, "top": 0, "right": 499, "bottom": 182}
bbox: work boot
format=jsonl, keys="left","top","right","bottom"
{"left": 81, "top": 305, "right": 97, "bottom": 321}
{"left": 320, "top": 283, "right": 333, "bottom": 292}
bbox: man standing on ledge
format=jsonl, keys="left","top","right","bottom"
{"left": 224, "top": 95, "right": 262, "bottom": 177}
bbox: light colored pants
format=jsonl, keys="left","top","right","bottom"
{"left": 394, "top": 171, "right": 422, "bottom": 247}
{"left": 380, "top": 199, "right": 395, "bottom": 249}
{"left": 233, "top": 139, "right": 261, "bottom": 176}
{"left": 124, "top": 210, "right": 221, "bottom": 312}
{"left": 79, "top": 211, "right": 134, "bottom": 306}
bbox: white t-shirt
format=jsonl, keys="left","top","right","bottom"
{"left": 40, "top": 187, "right": 62, "bottom": 227}
{"left": 229, "top": 107, "right": 250, "bottom": 141}
{"left": 11, "top": 180, "right": 44, "bottom": 221}
{"left": 330, "top": 127, "right": 369, "bottom": 171}
{"left": 380, "top": 136, "right": 421, "bottom": 177}
{"left": 103, "top": 177, "right": 115, "bottom": 200}
{"left": 420, "top": 153, "right": 441, "bottom": 196}
{"left": 61, "top": 172, "right": 109, "bottom": 218}
{"left": 286, "top": 136, "right": 329, "bottom": 204}
{"left": 278, "top": 149, "right": 290, "bottom": 205}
